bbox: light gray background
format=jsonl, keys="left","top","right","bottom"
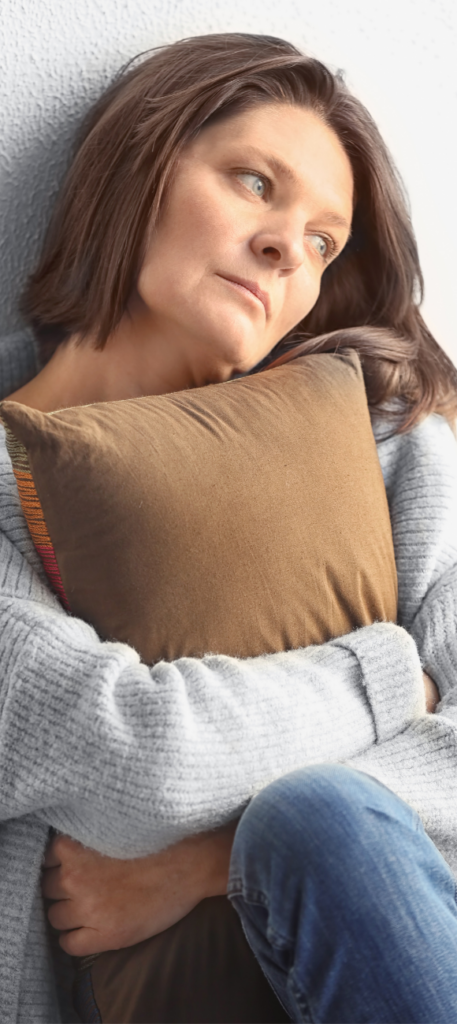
{"left": 1, "top": 0, "right": 456, "bottom": 361}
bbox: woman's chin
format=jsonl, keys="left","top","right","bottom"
{"left": 218, "top": 338, "right": 271, "bottom": 377}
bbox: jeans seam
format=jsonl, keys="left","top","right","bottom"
{"left": 227, "top": 882, "right": 268, "bottom": 907}
{"left": 288, "top": 974, "right": 315, "bottom": 1024}
{"left": 228, "top": 883, "right": 294, "bottom": 948}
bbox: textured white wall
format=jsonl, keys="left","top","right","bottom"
{"left": 1, "top": 0, "right": 456, "bottom": 360}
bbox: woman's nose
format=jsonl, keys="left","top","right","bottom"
{"left": 250, "top": 217, "right": 305, "bottom": 271}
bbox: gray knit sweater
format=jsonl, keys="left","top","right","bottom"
{"left": 1, "top": 330, "right": 457, "bottom": 1023}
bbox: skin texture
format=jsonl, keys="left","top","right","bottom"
{"left": 10, "top": 100, "right": 438, "bottom": 954}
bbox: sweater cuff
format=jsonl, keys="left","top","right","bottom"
{"left": 411, "top": 565, "right": 457, "bottom": 699}
{"left": 334, "top": 623, "right": 425, "bottom": 742}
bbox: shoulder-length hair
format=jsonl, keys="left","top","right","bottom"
{"left": 21, "top": 32, "right": 457, "bottom": 432}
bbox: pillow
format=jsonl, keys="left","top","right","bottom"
{"left": 82, "top": 896, "right": 290, "bottom": 1023}
{"left": 0, "top": 349, "right": 397, "bottom": 662}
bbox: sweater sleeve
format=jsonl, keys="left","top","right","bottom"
{"left": 346, "top": 712, "right": 457, "bottom": 875}
{"left": 376, "top": 412, "right": 457, "bottom": 698}
{"left": 345, "top": 413, "right": 457, "bottom": 873}
{"left": 0, "top": 472, "right": 425, "bottom": 857}
{"left": 373, "top": 411, "right": 457, "bottom": 633}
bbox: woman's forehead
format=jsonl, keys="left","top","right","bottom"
{"left": 189, "top": 102, "right": 354, "bottom": 223}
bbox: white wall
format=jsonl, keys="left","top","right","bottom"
{"left": 1, "top": 0, "right": 456, "bottom": 361}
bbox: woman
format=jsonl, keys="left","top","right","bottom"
{"left": 2, "top": 31, "right": 457, "bottom": 1023}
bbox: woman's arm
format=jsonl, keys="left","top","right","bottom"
{"left": 339, "top": 414, "right": 457, "bottom": 868}
{"left": 346, "top": 709, "right": 457, "bottom": 875}
{"left": 0, "top": 530, "right": 423, "bottom": 856}
{"left": 372, "top": 411, "right": 457, "bottom": 634}
{"left": 347, "top": 558, "right": 457, "bottom": 869}
{"left": 411, "top": 562, "right": 457, "bottom": 700}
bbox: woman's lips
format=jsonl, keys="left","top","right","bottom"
{"left": 216, "top": 274, "right": 270, "bottom": 316}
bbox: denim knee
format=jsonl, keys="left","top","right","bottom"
{"left": 229, "top": 764, "right": 420, "bottom": 903}
{"left": 228, "top": 766, "right": 457, "bottom": 1024}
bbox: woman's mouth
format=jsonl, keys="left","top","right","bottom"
{"left": 216, "top": 274, "right": 270, "bottom": 316}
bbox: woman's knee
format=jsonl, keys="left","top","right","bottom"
{"left": 230, "top": 764, "right": 417, "bottom": 889}
{"left": 230, "top": 768, "right": 457, "bottom": 1024}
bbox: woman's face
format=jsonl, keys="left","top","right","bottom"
{"left": 134, "top": 101, "right": 353, "bottom": 382}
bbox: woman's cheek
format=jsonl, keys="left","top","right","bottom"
{"left": 283, "top": 277, "right": 321, "bottom": 334}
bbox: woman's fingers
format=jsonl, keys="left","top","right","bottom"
{"left": 43, "top": 842, "right": 61, "bottom": 869}
{"left": 42, "top": 834, "right": 116, "bottom": 952}
{"left": 47, "top": 898, "right": 82, "bottom": 932}
{"left": 41, "top": 866, "right": 69, "bottom": 901}
{"left": 59, "top": 926, "right": 104, "bottom": 957}
{"left": 43, "top": 832, "right": 82, "bottom": 869}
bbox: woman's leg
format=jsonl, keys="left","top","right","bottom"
{"left": 228, "top": 764, "right": 457, "bottom": 1024}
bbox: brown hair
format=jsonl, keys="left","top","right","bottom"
{"left": 21, "top": 32, "right": 457, "bottom": 432}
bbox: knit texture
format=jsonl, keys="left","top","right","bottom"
{"left": 1, "top": 334, "right": 457, "bottom": 1021}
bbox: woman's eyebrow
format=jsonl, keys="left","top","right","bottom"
{"left": 240, "top": 148, "right": 351, "bottom": 232}
{"left": 238, "top": 147, "right": 299, "bottom": 186}
{"left": 316, "top": 211, "right": 352, "bottom": 233}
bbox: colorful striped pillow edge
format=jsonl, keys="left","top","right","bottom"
{"left": 2, "top": 419, "right": 70, "bottom": 610}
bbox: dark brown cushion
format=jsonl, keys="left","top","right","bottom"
{"left": 0, "top": 349, "right": 397, "bottom": 663}
{"left": 80, "top": 896, "right": 290, "bottom": 1023}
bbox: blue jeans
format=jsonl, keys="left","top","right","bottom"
{"left": 228, "top": 765, "right": 457, "bottom": 1023}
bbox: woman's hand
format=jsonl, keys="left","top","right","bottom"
{"left": 42, "top": 822, "right": 237, "bottom": 956}
{"left": 423, "top": 671, "right": 439, "bottom": 713}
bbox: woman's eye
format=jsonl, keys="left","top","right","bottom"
{"left": 237, "top": 173, "right": 267, "bottom": 198}
{"left": 308, "top": 234, "right": 330, "bottom": 260}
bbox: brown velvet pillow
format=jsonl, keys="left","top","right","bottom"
{"left": 0, "top": 349, "right": 397, "bottom": 663}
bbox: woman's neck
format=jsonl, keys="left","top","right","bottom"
{"left": 7, "top": 338, "right": 132, "bottom": 412}
{"left": 7, "top": 308, "right": 234, "bottom": 413}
